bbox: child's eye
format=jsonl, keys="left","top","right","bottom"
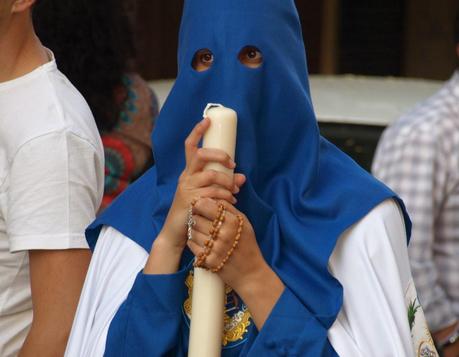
{"left": 192, "top": 49, "right": 214, "bottom": 72}
{"left": 238, "top": 46, "right": 263, "bottom": 68}
{"left": 200, "top": 53, "right": 214, "bottom": 64}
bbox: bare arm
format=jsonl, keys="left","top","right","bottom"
{"left": 19, "top": 249, "right": 91, "bottom": 357}
{"left": 235, "top": 264, "right": 285, "bottom": 330}
{"left": 6, "top": 130, "right": 103, "bottom": 356}
{"left": 433, "top": 324, "right": 459, "bottom": 357}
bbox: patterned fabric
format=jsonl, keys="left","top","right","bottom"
{"left": 373, "top": 71, "right": 459, "bottom": 332}
{"left": 405, "top": 280, "right": 439, "bottom": 356}
{"left": 182, "top": 267, "right": 253, "bottom": 349}
{"left": 100, "top": 73, "right": 159, "bottom": 210}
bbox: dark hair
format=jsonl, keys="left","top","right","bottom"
{"left": 455, "top": 8, "right": 459, "bottom": 45}
{"left": 33, "top": 0, "right": 136, "bottom": 132}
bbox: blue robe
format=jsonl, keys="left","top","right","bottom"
{"left": 104, "top": 260, "right": 336, "bottom": 356}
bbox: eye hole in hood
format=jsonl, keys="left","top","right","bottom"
{"left": 238, "top": 46, "right": 264, "bottom": 69}
{"left": 192, "top": 48, "right": 214, "bottom": 72}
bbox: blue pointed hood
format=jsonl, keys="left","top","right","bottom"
{"left": 88, "top": 0, "right": 411, "bottom": 329}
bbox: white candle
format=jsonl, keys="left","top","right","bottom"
{"left": 188, "top": 104, "right": 238, "bottom": 357}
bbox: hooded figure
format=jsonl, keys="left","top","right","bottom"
{"left": 65, "top": 1, "right": 438, "bottom": 356}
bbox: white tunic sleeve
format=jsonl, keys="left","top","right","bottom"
{"left": 64, "top": 226, "right": 148, "bottom": 357}
{"left": 327, "top": 199, "right": 438, "bottom": 357}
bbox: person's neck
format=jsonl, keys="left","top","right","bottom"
{"left": 0, "top": 12, "right": 49, "bottom": 83}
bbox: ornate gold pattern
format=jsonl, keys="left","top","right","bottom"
{"left": 417, "top": 341, "right": 438, "bottom": 357}
{"left": 417, "top": 327, "right": 438, "bottom": 357}
{"left": 183, "top": 270, "right": 252, "bottom": 347}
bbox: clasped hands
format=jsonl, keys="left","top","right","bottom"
{"left": 146, "top": 118, "right": 285, "bottom": 329}
{"left": 152, "top": 118, "right": 268, "bottom": 292}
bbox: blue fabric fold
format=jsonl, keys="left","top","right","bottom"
{"left": 105, "top": 270, "right": 188, "bottom": 357}
{"left": 248, "top": 288, "right": 336, "bottom": 356}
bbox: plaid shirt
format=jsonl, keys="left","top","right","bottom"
{"left": 373, "top": 71, "right": 459, "bottom": 332}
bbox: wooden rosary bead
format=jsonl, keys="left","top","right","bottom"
{"left": 194, "top": 250, "right": 209, "bottom": 268}
{"left": 195, "top": 204, "right": 227, "bottom": 269}
{"left": 211, "top": 215, "right": 244, "bottom": 273}
{"left": 209, "top": 204, "right": 226, "bottom": 241}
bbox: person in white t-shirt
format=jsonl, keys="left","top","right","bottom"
{"left": 0, "top": 0, "right": 104, "bottom": 356}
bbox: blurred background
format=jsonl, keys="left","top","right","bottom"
{"left": 134, "top": 0, "right": 459, "bottom": 80}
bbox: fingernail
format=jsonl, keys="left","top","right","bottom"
{"left": 230, "top": 160, "right": 236, "bottom": 168}
{"left": 233, "top": 185, "right": 240, "bottom": 194}
{"left": 232, "top": 197, "right": 237, "bottom": 204}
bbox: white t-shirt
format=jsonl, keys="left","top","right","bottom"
{"left": 65, "top": 199, "right": 437, "bottom": 356}
{"left": 0, "top": 54, "right": 104, "bottom": 357}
